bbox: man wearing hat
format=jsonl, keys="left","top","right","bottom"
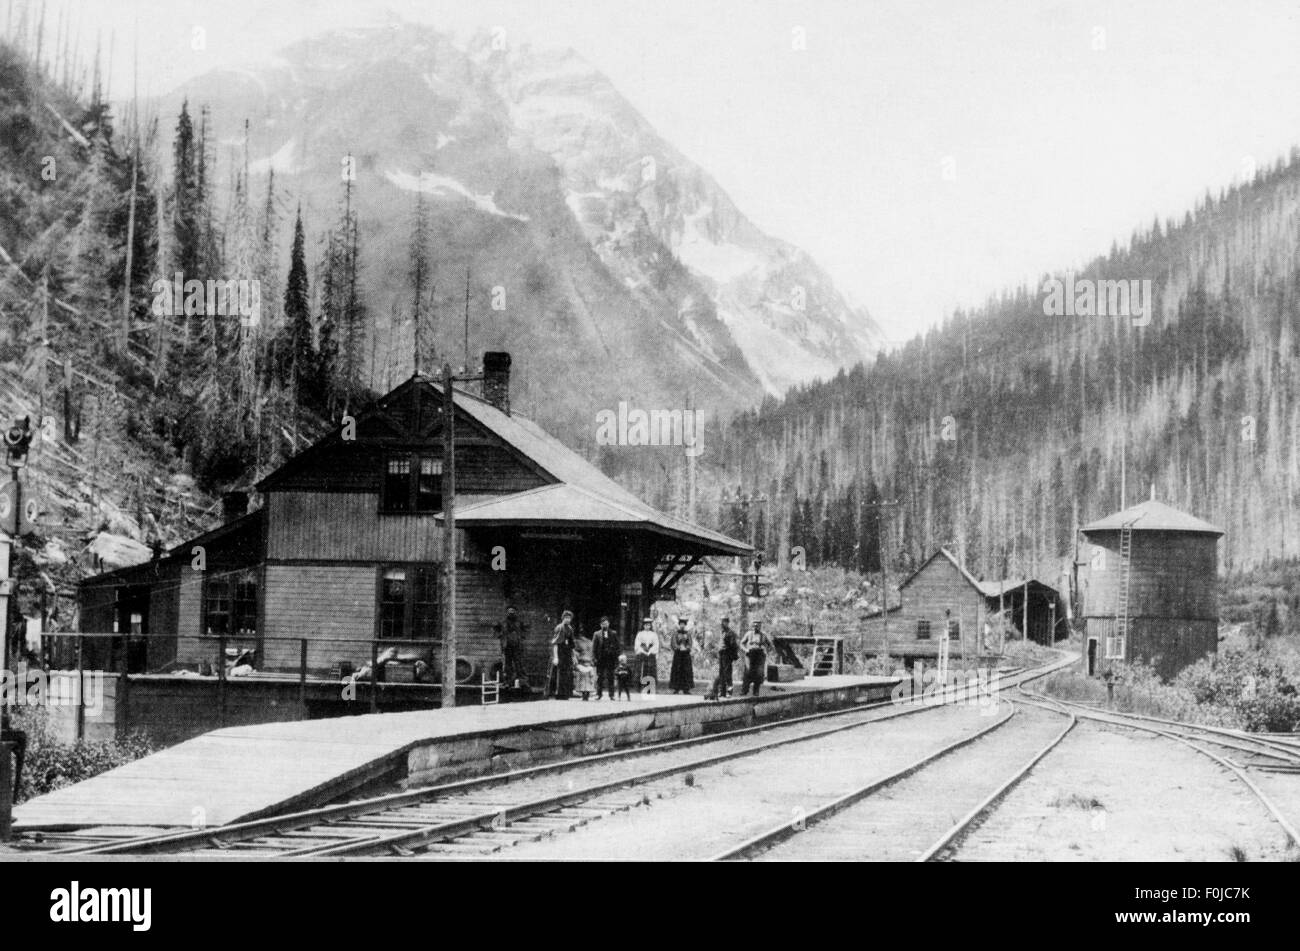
{"left": 633, "top": 616, "right": 659, "bottom": 692}
{"left": 547, "top": 610, "right": 576, "bottom": 700}
{"left": 714, "top": 616, "right": 740, "bottom": 697}
{"left": 669, "top": 615, "right": 695, "bottom": 694}
{"left": 740, "top": 620, "right": 768, "bottom": 696}
{"left": 591, "top": 615, "right": 620, "bottom": 700}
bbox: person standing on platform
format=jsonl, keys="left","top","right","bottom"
{"left": 499, "top": 606, "right": 526, "bottom": 686}
{"left": 592, "top": 616, "right": 620, "bottom": 700}
{"left": 615, "top": 654, "right": 633, "bottom": 700}
{"left": 740, "top": 620, "right": 768, "bottom": 696}
{"left": 577, "top": 649, "right": 595, "bottom": 701}
{"left": 548, "top": 610, "right": 576, "bottom": 700}
{"left": 715, "top": 616, "right": 739, "bottom": 698}
{"left": 633, "top": 617, "right": 659, "bottom": 692}
{"left": 669, "top": 615, "right": 695, "bottom": 694}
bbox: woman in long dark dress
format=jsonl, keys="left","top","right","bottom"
{"left": 668, "top": 616, "right": 694, "bottom": 694}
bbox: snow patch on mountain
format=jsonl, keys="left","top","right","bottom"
{"left": 249, "top": 138, "right": 301, "bottom": 175}
{"left": 384, "top": 170, "right": 530, "bottom": 222}
{"left": 713, "top": 293, "right": 839, "bottom": 393}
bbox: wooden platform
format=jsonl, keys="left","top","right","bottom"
{"left": 12, "top": 676, "right": 900, "bottom": 831}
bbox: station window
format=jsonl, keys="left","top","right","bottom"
{"left": 383, "top": 457, "right": 412, "bottom": 512}
{"left": 415, "top": 457, "right": 443, "bottom": 512}
{"left": 203, "top": 568, "right": 258, "bottom": 635}
{"left": 947, "top": 618, "right": 961, "bottom": 641}
{"left": 382, "top": 454, "right": 443, "bottom": 513}
{"left": 378, "top": 565, "right": 441, "bottom": 640}
{"left": 379, "top": 568, "right": 407, "bottom": 639}
{"left": 916, "top": 619, "right": 931, "bottom": 639}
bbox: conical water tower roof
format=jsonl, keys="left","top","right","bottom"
{"left": 1081, "top": 499, "right": 1223, "bottom": 536}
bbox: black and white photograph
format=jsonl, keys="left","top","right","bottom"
{"left": 0, "top": 0, "right": 1297, "bottom": 923}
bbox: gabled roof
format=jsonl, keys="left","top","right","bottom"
{"left": 440, "top": 383, "right": 749, "bottom": 555}
{"left": 899, "top": 548, "right": 987, "bottom": 595}
{"left": 1081, "top": 499, "right": 1223, "bottom": 536}
{"left": 899, "top": 548, "right": 1061, "bottom": 601}
{"left": 259, "top": 374, "right": 750, "bottom": 557}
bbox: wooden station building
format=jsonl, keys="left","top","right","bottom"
{"left": 77, "top": 354, "right": 750, "bottom": 687}
{"left": 860, "top": 548, "right": 1065, "bottom": 666}
{"left": 1077, "top": 499, "right": 1223, "bottom": 679}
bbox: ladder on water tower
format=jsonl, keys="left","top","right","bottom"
{"left": 1109, "top": 523, "right": 1133, "bottom": 660}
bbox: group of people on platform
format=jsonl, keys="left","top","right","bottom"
{"left": 496, "top": 606, "right": 771, "bottom": 701}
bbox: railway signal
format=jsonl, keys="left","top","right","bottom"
{"left": 1, "top": 416, "right": 35, "bottom": 838}
{"left": 4, "top": 417, "right": 33, "bottom": 469}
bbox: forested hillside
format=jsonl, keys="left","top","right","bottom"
{"left": 0, "top": 23, "right": 351, "bottom": 608}
{"left": 666, "top": 150, "right": 1300, "bottom": 581}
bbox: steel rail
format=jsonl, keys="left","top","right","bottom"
{"left": 58, "top": 664, "right": 1033, "bottom": 855}
{"left": 59, "top": 655, "right": 1078, "bottom": 857}
{"left": 708, "top": 701, "right": 1020, "bottom": 861}
{"left": 1016, "top": 691, "right": 1300, "bottom": 849}
{"left": 917, "top": 694, "right": 1077, "bottom": 862}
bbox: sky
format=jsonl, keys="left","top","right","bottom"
{"left": 28, "top": 0, "right": 1300, "bottom": 342}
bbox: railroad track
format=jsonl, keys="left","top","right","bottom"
{"left": 710, "top": 683, "right": 1300, "bottom": 862}
{"left": 1018, "top": 695, "right": 1300, "bottom": 769}
{"left": 711, "top": 694, "right": 1077, "bottom": 861}
{"left": 1014, "top": 688, "right": 1300, "bottom": 850}
{"left": 26, "top": 657, "right": 1076, "bottom": 858}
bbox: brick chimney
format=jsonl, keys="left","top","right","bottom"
{"left": 482, "top": 351, "right": 511, "bottom": 414}
{"left": 222, "top": 490, "right": 249, "bottom": 523}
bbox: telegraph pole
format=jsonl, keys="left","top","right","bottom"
{"left": 439, "top": 364, "right": 484, "bottom": 708}
{"left": 441, "top": 364, "right": 457, "bottom": 706}
{"left": 719, "top": 492, "right": 768, "bottom": 632}
{"left": 862, "top": 500, "right": 900, "bottom": 657}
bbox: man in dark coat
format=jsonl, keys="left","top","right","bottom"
{"left": 591, "top": 615, "right": 620, "bottom": 699}
{"left": 715, "top": 616, "right": 739, "bottom": 697}
{"left": 547, "top": 610, "right": 576, "bottom": 700}
{"left": 499, "top": 606, "right": 526, "bottom": 685}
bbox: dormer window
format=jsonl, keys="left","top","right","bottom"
{"left": 382, "top": 453, "right": 442, "bottom": 513}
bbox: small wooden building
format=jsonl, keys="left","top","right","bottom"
{"left": 1078, "top": 499, "right": 1223, "bottom": 679}
{"left": 77, "top": 356, "right": 750, "bottom": 687}
{"left": 859, "top": 548, "right": 1063, "bottom": 666}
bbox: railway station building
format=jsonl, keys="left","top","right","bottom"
{"left": 75, "top": 355, "right": 751, "bottom": 688}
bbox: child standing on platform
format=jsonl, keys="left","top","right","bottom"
{"left": 575, "top": 653, "right": 596, "bottom": 700}
{"left": 615, "top": 653, "right": 633, "bottom": 700}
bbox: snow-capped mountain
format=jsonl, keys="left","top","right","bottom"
{"left": 479, "top": 40, "right": 882, "bottom": 394}
{"left": 163, "top": 21, "right": 883, "bottom": 434}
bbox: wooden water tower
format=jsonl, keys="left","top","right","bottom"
{"left": 1078, "top": 499, "right": 1223, "bottom": 679}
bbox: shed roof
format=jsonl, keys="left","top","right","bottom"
{"left": 449, "top": 483, "right": 750, "bottom": 554}
{"left": 1081, "top": 499, "right": 1223, "bottom": 536}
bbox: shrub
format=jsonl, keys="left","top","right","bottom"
{"left": 1176, "top": 648, "right": 1300, "bottom": 732}
{"left": 9, "top": 706, "right": 156, "bottom": 803}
